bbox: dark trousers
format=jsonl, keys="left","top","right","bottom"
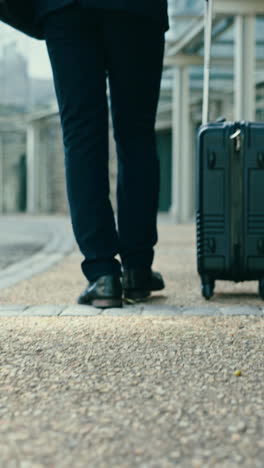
{"left": 42, "top": 4, "right": 165, "bottom": 281}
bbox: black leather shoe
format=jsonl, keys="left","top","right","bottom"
{"left": 122, "top": 268, "right": 165, "bottom": 301}
{"left": 77, "top": 275, "right": 123, "bottom": 308}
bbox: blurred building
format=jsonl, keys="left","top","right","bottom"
{"left": 29, "top": 77, "right": 56, "bottom": 109}
{"left": 0, "top": 42, "right": 30, "bottom": 110}
{"left": 0, "top": 112, "right": 27, "bottom": 212}
{"left": 0, "top": 42, "right": 55, "bottom": 111}
{"left": 0, "top": 40, "right": 56, "bottom": 213}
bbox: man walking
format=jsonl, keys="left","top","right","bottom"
{"left": 34, "top": 0, "right": 169, "bottom": 308}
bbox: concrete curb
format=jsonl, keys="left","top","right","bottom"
{"left": 0, "top": 304, "right": 263, "bottom": 317}
{"left": 0, "top": 217, "right": 75, "bottom": 290}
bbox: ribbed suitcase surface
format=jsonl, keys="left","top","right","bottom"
{"left": 196, "top": 120, "right": 264, "bottom": 299}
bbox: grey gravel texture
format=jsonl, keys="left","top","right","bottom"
{"left": 0, "top": 315, "right": 264, "bottom": 468}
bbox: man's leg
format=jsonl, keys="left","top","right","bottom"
{"left": 103, "top": 12, "right": 165, "bottom": 270}
{"left": 42, "top": 5, "right": 121, "bottom": 282}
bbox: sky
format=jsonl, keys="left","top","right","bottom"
{"left": 0, "top": 23, "right": 53, "bottom": 79}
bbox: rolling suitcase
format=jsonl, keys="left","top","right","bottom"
{"left": 196, "top": 0, "right": 264, "bottom": 300}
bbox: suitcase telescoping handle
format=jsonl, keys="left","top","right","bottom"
{"left": 202, "top": 0, "right": 213, "bottom": 125}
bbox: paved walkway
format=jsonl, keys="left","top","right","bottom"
{"left": 0, "top": 215, "right": 263, "bottom": 312}
{"left": 0, "top": 215, "right": 74, "bottom": 290}
{"left": 0, "top": 303, "right": 264, "bottom": 317}
{"left": 0, "top": 215, "right": 50, "bottom": 270}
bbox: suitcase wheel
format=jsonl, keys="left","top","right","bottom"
{"left": 259, "top": 279, "right": 264, "bottom": 300}
{"left": 201, "top": 279, "right": 215, "bottom": 300}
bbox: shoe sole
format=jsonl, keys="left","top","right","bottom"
{"left": 123, "top": 289, "right": 151, "bottom": 301}
{"left": 78, "top": 298, "right": 123, "bottom": 309}
{"left": 93, "top": 299, "right": 123, "bottom": 308}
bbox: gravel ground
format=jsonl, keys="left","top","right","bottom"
{"left": 0, "top": 223, "right": 263, "bottom": 307}
{"left": 0, "top": 315, "right": 264, "bottom": 468}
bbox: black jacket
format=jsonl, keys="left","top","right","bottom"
{"left": 0, "top": 0, "right": 42, "bottom": 38}
{"left": 0, "top": 0, "right": 169, "bottom": 40}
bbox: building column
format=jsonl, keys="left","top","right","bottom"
{"left": 170, "top": 66, "right": 192, "bottom": 223}
{"left": 26, "top": 120, "right": 40, "bottom": 214}
{"left": 234, "top": 15, "right": 256, "bottom": 121}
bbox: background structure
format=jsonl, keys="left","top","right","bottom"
{"left": 0, "top": 0, "right": 264, "bottom": 220}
